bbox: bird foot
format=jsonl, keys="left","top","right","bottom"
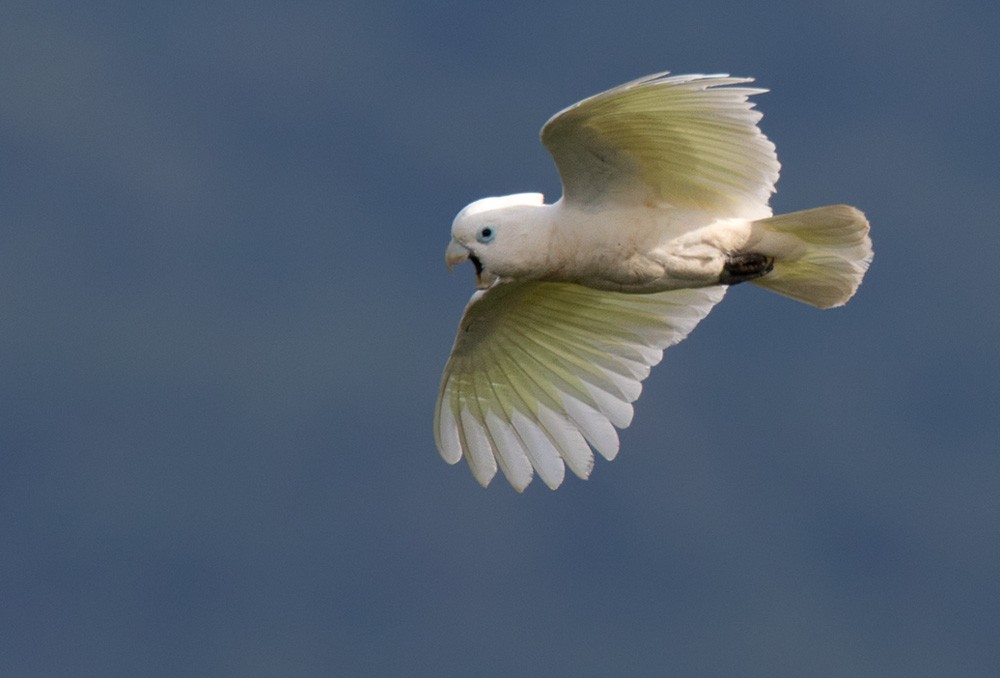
{"left": 720, "top": 253, "right": 774, "bottom": 285}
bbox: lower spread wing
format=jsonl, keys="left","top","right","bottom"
{"left": 541, "top": 73, "right": 779, "bottom": 218}
{"left": 434, "top": 281, "right": 726, "bottom": 491}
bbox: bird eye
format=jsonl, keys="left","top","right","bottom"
{"left": 476, "top": 226, "right": 495, "bottom": 244}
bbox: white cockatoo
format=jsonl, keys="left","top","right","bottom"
{"left": 436, "top": 72, "right": 872, "bottom": 491}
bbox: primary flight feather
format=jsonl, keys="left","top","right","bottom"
{"left": 436, "top": 72, "right": 872, "bottom": 491}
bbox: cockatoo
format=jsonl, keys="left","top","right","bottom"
{"left": 436, "top": 72, "right": 872, "bottom": 491}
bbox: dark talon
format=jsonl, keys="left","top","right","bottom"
{"left": 720, "top": 252, "right": 774, "bottom": 285}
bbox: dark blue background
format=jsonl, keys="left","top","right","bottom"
{"left": 3, "top": 2, "right": 998, "bottom": 676}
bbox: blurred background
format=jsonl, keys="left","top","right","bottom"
{"left": 2, "top": 2, "right": 998, "bottom": 676}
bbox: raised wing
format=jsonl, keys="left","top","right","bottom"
{"left": 434, "top": 281, "right": 726, "bottom": 490}
{"left": 541, "top": 73, "right": 780, "bottom": 217}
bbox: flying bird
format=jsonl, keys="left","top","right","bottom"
{"left": 436, "top": 72, "right": 872, "bottom": 491}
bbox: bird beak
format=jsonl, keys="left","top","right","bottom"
{"left": 445, "top": 240, "right": 497, "bottom": 290}
{"left": 445, "top": 240, "right": 469, "bottom": 271}
{"left": 474, "top": 269, "right": 498, "bottom": 290}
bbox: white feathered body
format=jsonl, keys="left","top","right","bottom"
{"left": 464, "top": 196, "right": 868, "bottom": 305}
{"left": 536, "top": 201, "right": 760, "bottom": 292}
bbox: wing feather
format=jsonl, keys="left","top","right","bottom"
{"left": 435, "top": 377, "right": 463, "bottom": 464}
{"left": 535, "top": 403, "right": 594, "bottom": 480}
{"left": 486, "top": 332, "right": 595, "bottom": 484}
{"left": 541, "top": 73, "right": 779, "bottom": 217}
{"left": 459, "top": 406, "right": 497, "bottom": 487}
{"left": 510, "top": 409, "right": 565, "bottom": 490}
{"left": 434, "top": 281, "right": 726, "bottom": 489}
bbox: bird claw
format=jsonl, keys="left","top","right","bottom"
{"left": 720, "top": 252, "right": 774, "bottom": 285}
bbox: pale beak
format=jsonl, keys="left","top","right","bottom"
{"left": 444, "top": 240, "right": 498, "bottom": 290}
{"left": 445, "top": 240, "right": 470, "bottom": 270}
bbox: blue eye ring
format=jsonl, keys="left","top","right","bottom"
{"left": 476, "top": 226, "right": 495, "bottom": 244}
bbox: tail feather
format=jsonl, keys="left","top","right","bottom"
{"left": 750, "top": 205, "right": 872, "bottom": 308}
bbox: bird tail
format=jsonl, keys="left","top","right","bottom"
{"left": 749, "top": 205, "right": 873, "bottom": 308}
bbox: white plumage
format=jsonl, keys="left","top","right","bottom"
{"left": 436, "top": 73, "right": 872, "bottom": 490}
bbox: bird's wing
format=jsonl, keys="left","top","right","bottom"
{"left": 541, "top": 73, "right": 780, "bottom": 217}
{"left": 435, "top": 281, "right": 726, "bottom": 490}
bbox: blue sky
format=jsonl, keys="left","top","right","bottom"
{"left": 2, "top": 2, "right": 999, "bottom": 676}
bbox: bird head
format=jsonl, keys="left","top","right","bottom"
{"left": 445, "top": 193, "right": 547, "bottom": 289}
